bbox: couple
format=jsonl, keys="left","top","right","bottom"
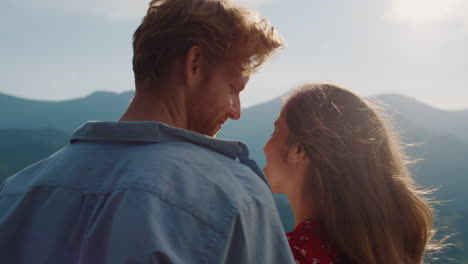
{"left": 0, "top": 0, "right": 435, "bottom": 263}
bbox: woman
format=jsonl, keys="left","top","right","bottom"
{"left": 263, "top": 83, "right": 436, "bottom": 263}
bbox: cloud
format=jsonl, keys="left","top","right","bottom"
{"left": 386, "top": 0, "right": 468, "bottom": 31}
{"left": 20, "top": 0, "right": 278, "bottom": 21}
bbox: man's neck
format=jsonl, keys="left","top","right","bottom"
{"left": 119, "top": 89, "right": 188, "bottom": 129}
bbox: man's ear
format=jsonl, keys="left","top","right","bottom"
{"left": 184, "top": 45, "right": 203, "bottom": 90}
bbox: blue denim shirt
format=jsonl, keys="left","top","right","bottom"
{"left": 0, "top": 122, "right": 294, "bottom": 264}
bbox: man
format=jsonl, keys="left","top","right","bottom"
{"left": 0, "top": 0, "right": 294, "bottom": 263}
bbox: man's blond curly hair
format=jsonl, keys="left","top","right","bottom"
{"left": 132, "top": 0, "right": 283, "bottom": 86}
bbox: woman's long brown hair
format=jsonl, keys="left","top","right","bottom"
{"left": 283, "top": 83, "right": 437, "bottom": 264}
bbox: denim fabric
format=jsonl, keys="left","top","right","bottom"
{"left": 0, "top": 122, "right": 294, "bottom": 264}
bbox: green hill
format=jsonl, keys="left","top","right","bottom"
{"left": 0, "top": 91, "right": 133, "bottom": 132}
{"left": 0, "top": 128, "right": 69, "bottom": 184}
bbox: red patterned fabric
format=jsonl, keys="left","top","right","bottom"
{"left": 287, "top": 219, "right": 339, "bottom": 264}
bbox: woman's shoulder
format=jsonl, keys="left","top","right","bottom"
{"left": 287, "top": 219, "right": 340, "bottom": 264}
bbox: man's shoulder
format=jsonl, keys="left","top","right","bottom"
{"left": 130, "top": 139, "right": 270, "bottom": 197}
{"left": 145, "top": 140, "right": 231, "bottom": 162}
{"left": 1, "top": 139, "right": 275, "bottom": 233}
{"left": 130, "top": 140, "right": 248, "bottom": 179}
{"left": 125, "top": 141, "right": 275, "bottom": 228}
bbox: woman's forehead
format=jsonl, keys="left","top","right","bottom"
{"left": 275, "top": 115, "right": 286, "bottom": 127}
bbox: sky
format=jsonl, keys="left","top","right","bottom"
{"left": 1, "top": 0, "right": 467, "bottom": 110}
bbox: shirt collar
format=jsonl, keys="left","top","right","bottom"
{"left": 70, "top": 121, "right": 245, "bottom": 160}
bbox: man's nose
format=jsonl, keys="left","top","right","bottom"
{"left": 228, "top": 96, "right": 241, "bottom": 120}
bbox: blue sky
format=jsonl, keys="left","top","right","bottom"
{"left": 1, "top": 0, "right": 467, "bottom": 109}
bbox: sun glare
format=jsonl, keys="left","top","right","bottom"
{"left": 391, "top": 0, "right": 460, "bottom": 24}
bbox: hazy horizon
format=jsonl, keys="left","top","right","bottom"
{"left": 2, "top": 88, "right": 468, "bottom": 113}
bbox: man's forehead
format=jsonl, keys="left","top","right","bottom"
{"left": 219, "top": 60, "right": 250, "bottom": 80}
{"left": 221, "top": 58, "right": 245, "bottom": 70}
{"left": 218, "top": 54, "right": 248, "bottom": 69}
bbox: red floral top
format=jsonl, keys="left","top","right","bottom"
{"left": 287, "top": 219, "right": 339, "bottom": 264}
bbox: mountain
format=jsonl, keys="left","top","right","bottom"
{"left": 0, "top": 91, "right": 134, "bottom": 133}
{"left": 373, "top": 94, "right": 468, "bottom": 143}
{"left": 4, "top": 90, "right": 467, "bottom": 143}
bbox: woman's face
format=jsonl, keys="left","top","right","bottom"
{"left": 263, "top": 112, "right": 293, "bottom": 193}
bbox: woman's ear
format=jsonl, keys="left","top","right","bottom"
{"left": 289, "top": 143, "right": 310, "bottom": 165}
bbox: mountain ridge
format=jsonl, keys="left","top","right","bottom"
{"left": 2, "top": 90, "right": 468, "bottom": 112}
